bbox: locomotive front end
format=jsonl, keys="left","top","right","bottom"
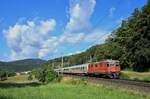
{"left": 107, "top": 60, "right": 120, "bottom": 78}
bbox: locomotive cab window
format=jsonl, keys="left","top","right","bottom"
{"left": 109, "top": 64, "right": 115, "bottom": 66}
{"left": 116, "top": 62, "right": 119, "bottom": 66}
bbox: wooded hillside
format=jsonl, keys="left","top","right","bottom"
{"left": 0, "top": 59, "right": 46, "bottom": 72}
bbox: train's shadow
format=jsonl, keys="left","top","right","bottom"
{"left": 0, "top": 82, "right": 41, "bottom": 89}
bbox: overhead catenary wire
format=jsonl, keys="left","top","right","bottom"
{"left": 88, "top": 0, "right": 123, "bottom": 61}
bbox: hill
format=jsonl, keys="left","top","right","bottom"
{"left": 0, "top": 59, "right": 46, "bottom": 72}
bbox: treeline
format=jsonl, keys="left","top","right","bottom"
{"left": 41, "top": 0, "right": 150, "bottom": 72}
{"left": 0, "top": 69, "right": 16, "bottom": 81}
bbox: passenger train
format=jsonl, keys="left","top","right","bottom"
{"left": 55, "top": 59, "right": 120, "bottom": 78}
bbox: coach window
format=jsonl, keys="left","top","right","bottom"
{"left": 110, "top": 64, "right": 114, "bottom": 66}
{"left": 82, "top": 67, "right": 84, "bottom": 70}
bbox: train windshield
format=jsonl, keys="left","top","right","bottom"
{"left": 109, "top": 63, "right": 115, "bottom": 66}
{"left": 108, "top": 61, "right": 120, "bottom": 66}
{"left": 116, "top": 62, "right": 120, "bottom": 66}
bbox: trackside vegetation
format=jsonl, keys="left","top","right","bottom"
{"left": 121, "top": 71, "right": 150, "bottom": 82}
{"left": 0, "top": 77, "right": 149, "bottom": 99}
{"left": 31, "top": 65, "right": 61, "bottom": 84}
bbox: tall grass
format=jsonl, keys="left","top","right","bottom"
{"left": 0, "top": 77, "right": 149, "bottom": 99}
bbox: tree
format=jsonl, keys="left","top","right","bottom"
{"left": 109, "top": 0, "right": 150, "bottom": 71}
{"left": 28, "top": 72, "right": 33, "bottom": 80}
{"left": 36, "top": 66, "right": 58, "bottom": 84}
{"left": 0, "top": 69, "right": 8, "bottom": 81}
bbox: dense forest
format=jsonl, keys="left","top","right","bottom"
{"left": 41, "top": 0, "right": 150, "bottom": 72}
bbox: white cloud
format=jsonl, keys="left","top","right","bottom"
{"left": 65, "top": 0, "right": 96, "bottom": 33}
{"left": 3, "top": 0, "right": 111, "bottom": 60}
{"left": 84, "top": 30, "right": 110, "bottom": 44}
{"left": 59, "top": 0, "right": 96, "bottom": 44}
{"left": 109, "top": 7, "right": 116, "bottom": 17}
{"left": 38, "top": 37, "right": 58, "bottom": 58}
{"left": 59, "top": 32, "right": 85, "bottom": 44}
{"left": 3, "top": 19, "right": 57, "bottom": 60}
{"left": 67, "top": 50, "right": 83, "bottom": 56}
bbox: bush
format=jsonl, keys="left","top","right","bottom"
{"left": 7, "top": 72, "right": 16, "bottom": 77}
{"left": 132, "top": 77, "right": 139, "bottom": 81}
{"left": 36, "top": 67, "right": 58, "bottom": 84}
{"left": 28, "top": 73, "right": 33, "bottom": 80}
{"left": 54, "top": 75, "right": 62, "bottom": 82}
{"left": 0, "top": 70, "right": 7, "bottom": 81}
{"left": 119, "top": 72, "right": 130, "bottom": 79}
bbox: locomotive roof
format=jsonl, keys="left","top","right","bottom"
{"left": 89, "top": 60, "right": 119, "bottom": 64}
{"left": 102, "top": 59, "right": 119, "bottom": 62}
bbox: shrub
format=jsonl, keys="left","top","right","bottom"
{"left": 36, "top": 67, "right": 58, "bottom": 84}
{"left": 119, "top": 72, "right": 130, "bottom": 79}
{"left": 0, "top": 70, "right": 8, "bottom": 81}
{"left": 28, "top": 73, "right": 33, "bottom": 80}
{"left": 54, "top": 75, "right": 63, "bottom": 82}
{"left": 7, "top": 72, "right": 16, "bottom": 77}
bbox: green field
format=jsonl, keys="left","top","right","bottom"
{"left": 121, "top": 71, "right": 150, "bottom": 81}
{"left": 0, "top": 76, "right": 149, "bottom": 99}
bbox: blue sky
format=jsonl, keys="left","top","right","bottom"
{"left": 0, "top": 0, "right": 147, "bottom": 61}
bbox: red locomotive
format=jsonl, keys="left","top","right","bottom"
{"left": 55, "top": 59, "right": 120, "bottom": 78}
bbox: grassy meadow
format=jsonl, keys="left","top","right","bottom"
{"left": 4, "top": 75, "right": 29, "bottom": 82}
{"left": 0, "top": 76, "right": 150, "bottom": 99}
{"left": 121, "top": 71, "right": 150, "bottom": 81}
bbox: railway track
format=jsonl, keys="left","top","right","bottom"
{"left": 64, "top": 74, "right": 150, "bottom": 93}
